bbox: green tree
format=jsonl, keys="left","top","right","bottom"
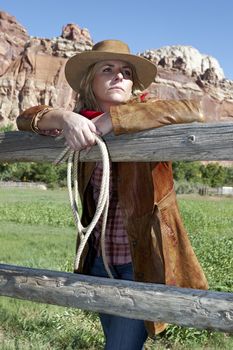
{"left": 172, "top": 161, "right": 202, "bottom": 183}
{"left": 200, "top": 163, "right": 226, "bottom": 187}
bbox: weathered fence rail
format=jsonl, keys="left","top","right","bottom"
{"left": 0, "top": 122, "right": 233, "bottom": 333}
{"left": 0, "top": 122, "right": 233, "bottom": 162}
{"left": 0, "top": 264, "right": 233, "bottom": 332}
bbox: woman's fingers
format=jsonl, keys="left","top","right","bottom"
{"left": 62, "top": 116, "right": 98, "bottom": 151}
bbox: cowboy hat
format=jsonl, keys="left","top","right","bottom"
{"left": 65, "top": 39, "right": 157, "bottom": 92}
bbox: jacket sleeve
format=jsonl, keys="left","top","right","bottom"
{"left": 110, "top": 99, "right": 204, "bottom": 135}
{"left": 16, "top": 105, "right": 61, "bottom": 136}
{"left": 16, "top": 105, "right": 50, "bottom": 132}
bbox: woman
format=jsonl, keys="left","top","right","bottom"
{"left": 17, "top": 39, "right": 208, "bottom": 350}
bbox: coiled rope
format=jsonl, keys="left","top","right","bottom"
{"left": 54, "top": 135, "right": 114, "bottom": 278}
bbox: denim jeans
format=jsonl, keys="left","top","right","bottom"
{"left": 89, "top": 256, "right": 148, "bottom": 350}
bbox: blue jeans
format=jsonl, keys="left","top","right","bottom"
{"left": 90, "top": 256, "right": 148, "bottom": 350}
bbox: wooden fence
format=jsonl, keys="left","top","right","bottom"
{"left": 0, "top": 123, "right": 233, "bottom": 333}
{"left": 0, "top": 122, "right": 232, "bottom": 162}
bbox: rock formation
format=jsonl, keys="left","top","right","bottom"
{"left": 0, "top": 11, "right": 29, "bottom": 76}
{"left": 139, "top": 46, "right": 233, "bottom": 123}
{"left": 141, "top": 45, "right": 225, "bottom": 80}
{"left": 0, "top": 10, "right": 233, "bottom": 129}
{"left": 0, "top": 11, "right": 93, "bottom": 127}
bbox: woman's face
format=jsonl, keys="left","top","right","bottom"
{"left": 92, "top": 60, "right": 133, "bottom": 112}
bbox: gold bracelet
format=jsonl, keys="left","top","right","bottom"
{"left": 31, "top": 106, "right": 55, "bottom": 134}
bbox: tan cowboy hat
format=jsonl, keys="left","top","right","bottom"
{"left": 65, "top": 39, "right": 157, "bottom": 92}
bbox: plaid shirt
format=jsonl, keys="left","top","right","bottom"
{"left": 90, "top": 162, "right": 132, "bottom": 265}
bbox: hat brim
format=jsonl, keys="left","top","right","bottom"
{"left": 65, "top": 51, "right": 157, "bottom": 92}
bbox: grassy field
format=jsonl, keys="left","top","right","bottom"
{"left": 0, "top": 188, "right": 232, "bottom": 349}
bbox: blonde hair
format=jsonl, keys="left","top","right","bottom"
{"left": 74, "top": 61, "right": 145, "bottom": 112}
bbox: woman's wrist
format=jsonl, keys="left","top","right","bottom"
{"left": 94, "top": 112, "right": 113, "bottom": 135}
{"left": 37, "top": 108, "right": 66, "bottom": 130}
{"left": 32, "top": 106, "right": 55, "bottom": 133}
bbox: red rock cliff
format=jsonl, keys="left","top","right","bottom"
{"left": 0, "top": 11, "right": 232, "bottom": 129}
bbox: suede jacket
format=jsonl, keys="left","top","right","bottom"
{"left": 16, "top": 98, "right": 208, "bottom": 336}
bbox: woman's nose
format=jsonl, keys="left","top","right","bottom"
{"left": 114, "top": 71, "right": 124, "bottom": 80}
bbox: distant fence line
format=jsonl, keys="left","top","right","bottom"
{"left": 218, "top": 186, "right": 233, "bottom": 195}
{"left": 0, "top": 181, "right": 232, "bottom": 196}
{"left": 198, "top": 186, "right": 233, "bottom": 196}
{"left": 0, "top": 180, "right": 47, "bottom": 190}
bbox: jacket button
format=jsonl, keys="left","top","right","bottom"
{"left": 132, "top": 240, "right": 137, "bottom": 247}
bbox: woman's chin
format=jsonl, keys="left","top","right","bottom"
{"left": 107, "top": 94, "right": 130, "bottom": 104}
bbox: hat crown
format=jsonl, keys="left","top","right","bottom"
{"left": 65, "top": 39, "right": 157, "bottom": 92}
{"left": 92, "top": 40, "right": 131, "bottom": 55}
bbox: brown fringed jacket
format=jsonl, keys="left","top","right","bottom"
{"left": 17, "top": 98, "right": 208, "bottom": 336}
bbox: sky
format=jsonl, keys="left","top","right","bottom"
{"left": 1, "top": 0, "right": 233, "bottom": 80}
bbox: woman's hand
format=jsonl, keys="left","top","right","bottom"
{"left": 36, "top": 108, "right": 113, "bottom": 151}
{"left": 61, "top": 111, "right": 100, "bottom": 151}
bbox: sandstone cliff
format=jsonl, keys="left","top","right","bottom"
{"left": 0, "top": 10, "right": 233, "bottom": 129}
{"left": 0, "top": 11, "right": 93, "bottom": 126}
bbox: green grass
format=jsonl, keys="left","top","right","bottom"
{"left": 0, "top": 188, "right": 232, "bottom": 349}
{"left": 179, "top": 195, "right": 233, "bottom": 292}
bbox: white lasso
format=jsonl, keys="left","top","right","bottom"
{"left": 54, "top": 135, "right": 113, "bottom": 278}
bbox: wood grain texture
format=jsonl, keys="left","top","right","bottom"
{"left": 0, "top": 122, "right": 232, "bottom": 163}
{"left": 0, "top": 264, "right": 232, "bottom": 332}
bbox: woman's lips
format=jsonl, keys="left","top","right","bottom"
{"left": 108, "top": 86, "right": 125, "bottom": 91}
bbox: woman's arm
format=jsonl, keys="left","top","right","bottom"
{"left": 16, "top": 106, "right": 99, "bottom": 150}
{"left": 16, "top": 98, "right": 204, "bottom": 150}
{"left": 108, "top": 99, "right": 204, "bottom": 135}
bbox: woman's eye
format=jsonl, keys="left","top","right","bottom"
{"left": 124, "top": 70, "right": 132, "bottom": 77}
{"left": 103, "top": 67, "right": 111, "bottom": 72}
